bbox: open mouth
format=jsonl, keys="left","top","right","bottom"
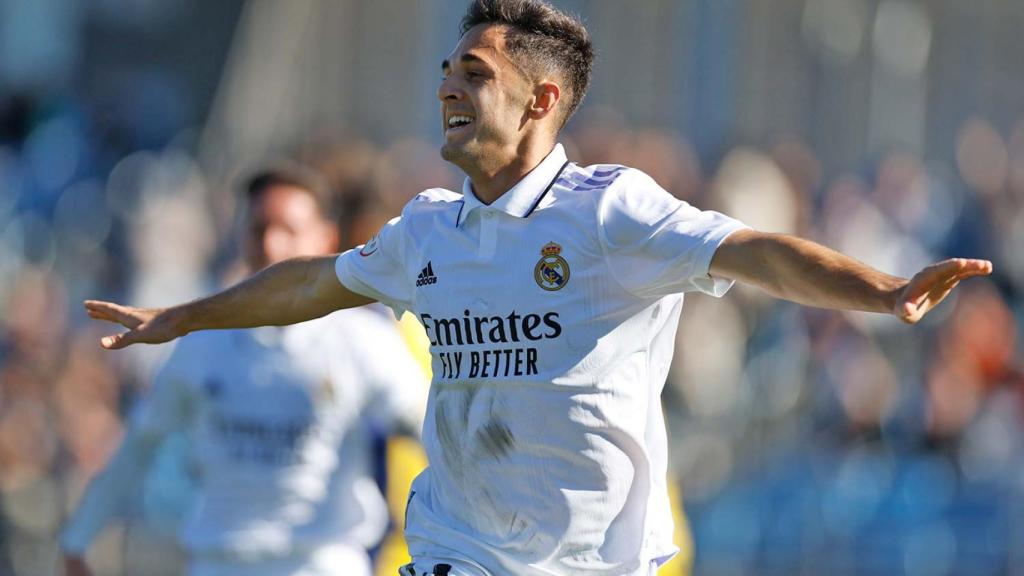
{"left": 446, "top": 114, "right": 475, "bottom": 133}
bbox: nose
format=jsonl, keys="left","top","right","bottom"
{"left": 437, "top": 75, "right": 462, "bottom": 102}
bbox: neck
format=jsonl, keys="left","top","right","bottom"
{"left": 464, "top": 139, "right": 556, "bottom": 204}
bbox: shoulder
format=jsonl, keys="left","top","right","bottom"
{"left": 554, "top": 163, "right": 664, "bottom": 203}
{"left": 402, "top": 187, "right": 463, "bottom": 217}
{"left": 411, "top": 187, "right": 463, "bottom": 204}
{"left": 387, "top": 187, "right": 465, "bottom": 235}
{"left": 551, "top": 163, "right": 668, "bottom": 212}
{"left": 561, "top": 162, "right": 630, "bottom": 184}
{"left": 560, "top": 165, "right": 690, "bottom": 243}
{"left": 559, "top": 163, "right": 655, "bottom": 191}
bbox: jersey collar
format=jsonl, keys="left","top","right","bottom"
{"left": 457, "top": 144, "right": 569, "bottom": 227}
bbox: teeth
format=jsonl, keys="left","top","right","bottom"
{"left": 448, "top": 115, "right": 474, "bottom": 128}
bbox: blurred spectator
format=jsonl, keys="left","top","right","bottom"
{"left": 1, "top": 1, "right": 1022, "bottom": 574}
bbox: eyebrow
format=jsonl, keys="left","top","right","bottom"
{"left": 441, "top": 53, "right": 489, "bottom": 73}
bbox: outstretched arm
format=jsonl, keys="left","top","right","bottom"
{"left": 709, "top": 229, "right": 993, "bottom": 323}
{"left": 87, "top": 255, "right": 374, "bottom": 349}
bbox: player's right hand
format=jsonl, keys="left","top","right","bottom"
{"left": 84, "top": 300, "right": 182, "bottom": 349}
{"left": 63, "top": 554, "right": 93, "bottom": 576}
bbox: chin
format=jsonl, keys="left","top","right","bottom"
{"left": 440, "top": 141, "right": 473, "bottom": 166}
{"left": 439, "top": 142, "right": 457, "bottom": 161}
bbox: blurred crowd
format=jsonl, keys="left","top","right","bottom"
{"left": 2, "top": 0, "right": 1024, "bottom": 574}
{"left": 2, "top": 89, "right": 1023, "bottom": 575}
{"left": 572, "top": 112, "right": 1024, "bottom": 576}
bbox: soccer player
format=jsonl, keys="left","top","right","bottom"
{"left": 83, "top": 1, "right": 993, "bottom": 574}
{"left": 62, "top": 167, "right": 426, "bottom": 576}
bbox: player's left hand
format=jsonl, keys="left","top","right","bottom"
{"left": 894, "top": 258, "right": 993, "bottom": 323}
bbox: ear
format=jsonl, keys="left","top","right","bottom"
{"left": 527, "top": 81, "right": 561, "bottom": 121}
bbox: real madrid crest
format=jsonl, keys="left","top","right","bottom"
{"left": 534, "top": 241, "right": 570, "bottom": 291}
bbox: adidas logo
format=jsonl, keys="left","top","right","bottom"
{"left": 416, "top": 261, "right": 438, "bottom": 287}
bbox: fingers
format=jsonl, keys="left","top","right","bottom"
{"left": 905, "top": 259, "right": 992, "bottom": 302}
{"left": 84, "top": 300, "right": 117, "bottom": 322}
{"left": 101, "top": 328, "right": 152, "bottom": 349}
{"left": 86, "top": 301, "right": 180, "bottom": 349}
{"left": 85, "top": 300, "right": 133, "bottom": 349}
{"left": 953, "top": 259, "right": 993, "bottom": 279}
{"left": 934, "top": 258, "right": 992, "bottom": 279}
{"left": 84, "top": 300, "right": 145, "bottom": 328}
{"left": 86, "top": 300, "right": 142, "bottom": 349}
{"left": 897, "top": 258, "right": 992, "bottom": 323}
{"left": 100, "top": 331, "right": 135, "bottom": 350}
{"left": 908, "top": 276, "right": 960, "bottom": 308}
{"left": 898, "top": 299, "right": 926, "bottom": 324}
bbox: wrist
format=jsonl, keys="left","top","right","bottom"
{"left": 882, "top": 277, "right": 909, "bottom": 314}
{"left": 164, "top": 305, "right": 193, "bottom": 337}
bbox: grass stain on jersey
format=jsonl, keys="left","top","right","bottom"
{"left": 434, "top": 385, "right": 480, "bottom": 476}
{"left": 476, "top": 419, "right": 515, "bottom": 459}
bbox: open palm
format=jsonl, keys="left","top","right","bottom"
{"left": 895, "top": 258, "right": 993, "bottom": 323}
{"left": 84, "top": 300, "right": 179, "bottom": 349}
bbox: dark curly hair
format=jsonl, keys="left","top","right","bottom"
{"left": 461, "top": 0, "right": 594, "bottom": 128}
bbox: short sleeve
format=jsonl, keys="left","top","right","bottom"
{"left": 599, "top": 169, "right": 748, "bottom": 299}
{"left": 335, "top": 214, "right": 411, "bottom": 317}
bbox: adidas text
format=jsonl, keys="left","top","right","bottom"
{"left": 416, "top": 261, "right": 438, "bottom": 287}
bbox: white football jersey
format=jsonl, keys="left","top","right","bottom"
{"left": 61, "top": 307, "right": 426, "bottom": 574}
{"left": 336, "top": 144, "right": 746, "bottom": 576}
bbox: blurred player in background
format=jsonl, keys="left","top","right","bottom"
{"left": 311, "top": 141, "right": 436, "bottom": 575}
{"left": 61, "top": 166, "right": 427, "bottom": 576}
{"left": 82, "top": 1, "right": 993, "bottom": 575}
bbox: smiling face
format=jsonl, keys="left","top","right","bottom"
{"left": 438, "top": 24, "right": 541, "bottom": 174}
